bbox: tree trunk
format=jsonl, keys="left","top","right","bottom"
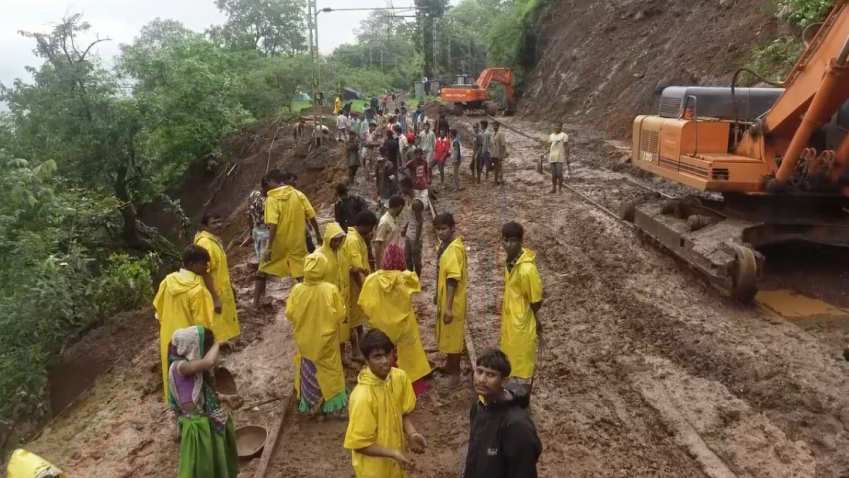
{"left": 113, "top": 163, "right": 147, "bottom": 249}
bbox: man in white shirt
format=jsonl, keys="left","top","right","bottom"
{"left": 361, "top": 122, "right": 379, "bottom": 174}
{"left": 336, "top": 112, "right": 348, "bottom": 142}
{"left": 420, "top": 121, "right": 436, "bottom": 171}
{"left": 547, "top": 124, "right": 569, "bottom": 193}
{"left": 396, "top": 125, "right": 409, "bottom": 166}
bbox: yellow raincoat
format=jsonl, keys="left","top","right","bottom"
{"left": 359, "top": 271, "right": 432, "bottom": 383}
{"left": 500, "top": 248, "right": 543, "bottom": 379}
{"left": 153, "top": 269, "right": 214, "bottom": 402}
{"left": 344, "top": 367, "right": 416, "bottom": 478}
{"left": 341, "top": 227, "right": 371, "bottom": 331}
{"left": 316, "top": 222, "right": 346, "bottom": 287}
{"left": 6, "top": 449, "right": 64, "bottom": 478}
{"left": 286, "top": 254, "right": 347, "bottom": 405}
{"left": 260, "top": 185, "right": 316, "bottom": 278}
{"left": 194, "top": 231, "right": 240, "bottom": 343}
{"left": 436, "top": 236, "right": 467, "bottom": 354}
{"left": 334, "top": 96, "right": 342, "bottom": 114}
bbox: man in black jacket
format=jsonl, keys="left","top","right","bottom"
{"left": 463, "top": 348, "right": 542, "bottom": 478}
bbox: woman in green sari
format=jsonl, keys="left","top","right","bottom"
{"left": 168, "top": 326, "right": 238, "bottom": 478}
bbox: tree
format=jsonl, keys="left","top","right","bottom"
{"left": 210, "top": 0, "right": 308, "bottom": 55}
{"left": 2, "top": 15, "right": 150, "bottom": 246}
{"left": 329, "top": 12, "right": 421, "bottom": 91}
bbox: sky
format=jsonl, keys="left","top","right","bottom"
{"left": 0, "top": 0, "right": 416, "bottom": 88}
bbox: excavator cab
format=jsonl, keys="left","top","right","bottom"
{"left": 454, "top": 74, "right": 475, "bottom": 87}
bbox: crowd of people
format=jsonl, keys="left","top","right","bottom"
{"left": 147, "top": 94, "right": 573, "bottom": 478}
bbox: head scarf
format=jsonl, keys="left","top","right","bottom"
{"left": 381, "top": 243, "right": 406, "bottom": 271}
{"left": 167, "top": 325, "right": 228, "bottom": 432}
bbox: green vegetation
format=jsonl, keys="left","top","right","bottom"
{"left": 486, "top": 0, "right": 551, "bottom": 85}
{"left": 746, "top": 0, "right": 834, "bottom": 82}
{"left": 747, "top": 36, "right": 805, "bottom": 82}
{"left": 775, "top": 0, "right": 835, "bottom": 27}
{"left": 0, "top": 3, "right": 319, "bottom": 426}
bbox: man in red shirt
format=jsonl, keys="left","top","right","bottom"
{"left": 406, "top": 147, "right": 431, "bottom": 211}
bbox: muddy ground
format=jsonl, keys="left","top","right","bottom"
{"left": 10, "top": 110, "right": 849, "bottom": 477}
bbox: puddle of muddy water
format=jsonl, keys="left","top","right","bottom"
{"left": 756, "top": 289, "right": 849, "bottom": 320}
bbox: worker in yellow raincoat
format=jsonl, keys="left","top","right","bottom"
{"left": 6, "top": 449, "right": 64, "bottom": 478}
{"left": 499, "top": 222, "right": 544, "bottom": 381}
{"left": 334, "top": 96, "right": 342, "bottom": 114}
{"left": 344, "top": 329, "right": 426, "bottom": 477}
{"left": 153, "top": 245, "right": 215, "bottom": 402}
{"left": 316, "top": 222, "right": 347, "bottom": 289}
{"left": 315, "top": 222, "right": 350, "bottom": 359}
{"left": 194, "top": 215, "right": 240, "bottom": 343}
{"left": 286, "top": 253, "right": 348, "bottom": 415}
{"left": 259, "top": 170, "right": 322, "bottom": 280}
{"left": 340, "top": 211, "right": 378, "bottom": 351}
{"left": 433, "top": 213, "right": 467, "bottom": 386}
{"left": 359, "top": 254, "right": 431, "bottom": 396}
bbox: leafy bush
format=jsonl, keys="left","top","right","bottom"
{"left": 775, "top": 0, "right": 834, "bottom": 27}
{"left": 0, "top": 248, "right": 158, "bottom": 422}
{"left": 747, "top": 36, "right": 805, "bottom": 82}
{"left": 91, "top": 253, "right": 160, "bottom": 319}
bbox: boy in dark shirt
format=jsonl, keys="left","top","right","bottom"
{"left": 334, "top": 183, "right": 367, "bottom": 230}
{"left": 463, "top": 349, "right": 541, "bottom": 478}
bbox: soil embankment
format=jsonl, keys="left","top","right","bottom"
{"left": 520, "top": 0, "right": 785, "bottom": 137}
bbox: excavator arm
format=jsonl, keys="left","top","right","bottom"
{"left": 476, "top": 67, "right": 516, "bottom": 109}
{"left": 759, "top": 2, "right": 849, "bottom": 183}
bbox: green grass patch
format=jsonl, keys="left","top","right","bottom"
{"left": 746, "top": 36, "right": 804, "bottom": 83}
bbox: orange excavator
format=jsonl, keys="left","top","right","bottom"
{"left": 440, "top": 67, "right": 515, "bottom": 115}
{"left": 629, "top": 2, "right": 849, "bottom": 301}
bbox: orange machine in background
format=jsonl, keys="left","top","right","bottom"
{"left": 439, "top": 67, "right": 515, "bottom": 115}
{"left": 628, "top": 2, "right": 849, "bottom": 301}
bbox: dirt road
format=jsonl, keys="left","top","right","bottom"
{"left": 444, "top": 116, "right": 848, "bottom": 477}
{"left": 16, "top": 115, "right": 849, "bottom": 477}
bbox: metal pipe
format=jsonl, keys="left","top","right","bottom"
{"left": 775, "top": 58, "right": 849, "bottom": 183}
{"left": 832, "top": 130, "right": 849, "bottom": 181}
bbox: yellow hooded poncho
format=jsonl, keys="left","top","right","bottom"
{"left": 194, "top": 231, "right": 240, "bottom": 343}
{"left": 286, "top": 253, "right": 347, "bottom": 404}
{"left": 500, "top": 248, "right": 544, "bottom": 379}
{"left": 316, "top": 222, "right": 346, "bottom": 287}
{"left": 260, "top": 185, "right": 316, "bottom": 278}
{"left": 340, "top": 227, "right": 371, "bottom": 331}
{"left": 344, "top": 367, "right": 416, "bottom": 478}
{"left": 153, "top": 269, "right": 214, "bottom": 402}
{"left": 6, "top": 449, "right": 64, "bottom": 478}
{"left": 359, "top": 270, "right": 431, "bottom": 383}
{"left": 436, "top": 236, "right": 468, "bottom": 354}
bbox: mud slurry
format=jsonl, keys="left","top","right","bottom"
{"left": 16, "top": 115, "right": 849, "bottom": 478}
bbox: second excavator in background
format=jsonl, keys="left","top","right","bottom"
{"left": 440, "top": 67, "right": 515, "bottom": 115}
